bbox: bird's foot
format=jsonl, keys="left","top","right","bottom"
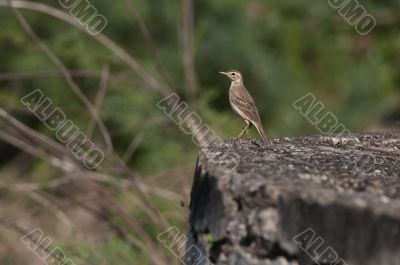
{"left": 236, "top": 136, "right": 250, "bottom": 143}
{"left": 230, "top": 136, "right": 245, "bottom": 143}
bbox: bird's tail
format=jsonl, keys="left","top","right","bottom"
{"left": 254, "top": 123, "right": 270, "bottom": 146}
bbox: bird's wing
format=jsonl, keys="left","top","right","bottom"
{"left": 230, "top": 87, "right": 262, "bottom": 124}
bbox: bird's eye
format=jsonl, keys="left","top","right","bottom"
{"left": 232, "top": 73, "right": 236, "bottom": 76}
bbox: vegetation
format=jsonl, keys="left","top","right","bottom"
{"left": 0, "top": 0, "right": 398, "bottom": 264}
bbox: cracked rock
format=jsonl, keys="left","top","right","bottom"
{"left": 186, "top": 132, "right": 400, "bottom": 265}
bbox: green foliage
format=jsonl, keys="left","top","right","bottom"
{"left": 0, "top": 0, "right": 399, "bottom": 263}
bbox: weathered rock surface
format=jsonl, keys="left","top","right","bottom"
{"left": 186, "top": 132, "right": 400, "bottom": 265}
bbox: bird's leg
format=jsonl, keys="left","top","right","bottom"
{"left": 244, "top": 122, "right": 252, "bottom": 137}
{"left": 237, "top": 120, "right": 251, "bottom": 139}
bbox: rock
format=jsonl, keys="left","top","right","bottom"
{"left": 186, "top": 132, "right": 400, "bottom": 265}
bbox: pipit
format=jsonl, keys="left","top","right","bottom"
{"left": 220, "top": 70, "right": 270, "bottom": 145}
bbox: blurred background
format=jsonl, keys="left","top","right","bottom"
{"left": 0, "top": 0, "right": 399, "bottom": 264}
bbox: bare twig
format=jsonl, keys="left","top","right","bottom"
{"left": 0, "top": 70, "right": 143, "bottom": 87}
{"left": 0, "top": 220, "right": 60, "bottom": 260}
{"left": 25, "top": 191, "right": 75, "bottom": 232}
{"left": 0, "top": 0, "right": 205, "bottom": 146}
{"left": 121, "top": 0, "right": 175, "bottom": 90}
{"left": 0, "top": 109, "right": 177, "bottom": 222}
{"left": 0, "top": 133, "right": 173, "bottom": 265}
{"left": 122, "top": 116, "right": 168, "bottom": 162}
{"left": 0, "top": 129, "right": 174, "bottom": 264}
{"left": 0, "top": 108, "right": 69, "bottom": 157}
{"left": 1, "top": 191, "right": 98, "bottom": 222}
{"left": 0, "top": 108, "right": 181, "bottom": 201}
{"left": 0, "top": 0, "right": 169, "bottom": 95}
{"left": 86, "top": 64, "right": 110, "bottom": 138}
{"left": 11, "top": 7, "right": 114, "bottom": 153}
{"left": 0, "top": 129, "right": 67, "bottom": 170}
{"left": 181, "top": 0, "right": 198, "bottom": 101}
{"left": 122, "top": 132, "right": 144, "bottom": 162}
{"left": 73, "top": 177, "right": 172, "bottom": 265}
{"left": 3, "top": 176, "right": 74, "bottom": 192}
{"left": 108, "top": 154, "right": 172, "bottom": 228}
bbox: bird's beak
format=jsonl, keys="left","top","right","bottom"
{"left": 219, "top": 71, "right": 229, "bottom": 77}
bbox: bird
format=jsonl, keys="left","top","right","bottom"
{"left": 220, "top": 70, "right": 270, "bottom": 145}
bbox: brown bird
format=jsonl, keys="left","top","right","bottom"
{"left": 220, "top": 70, "right": 270, "bottom": 145}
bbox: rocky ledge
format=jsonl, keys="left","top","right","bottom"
{"left": 186, "top": 131, "right": 400, "bottom": 265}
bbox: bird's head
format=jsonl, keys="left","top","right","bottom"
{"left": 219, "top": 70, "right": 243, "bottom": 83}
